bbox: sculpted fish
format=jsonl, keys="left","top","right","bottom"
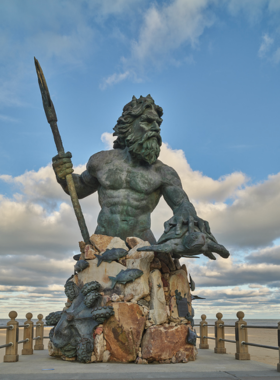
{"left": 189, "top": 274, "right": 195, "bottom": 291}
{"left": 74, "top": 260, "right": 89, "bottom": 273}
{"left": 108, "top": 268, "right": 143, "bottom": 289}
{"left": 95, "top": 248, "right": 128, "bottom": 267}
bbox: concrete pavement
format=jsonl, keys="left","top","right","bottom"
{"left": 0, "top": 349, "right": 279, "bottom": 380}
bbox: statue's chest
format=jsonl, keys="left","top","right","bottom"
{"left": 97, "top": 163, "right": 161, "bottom": 194}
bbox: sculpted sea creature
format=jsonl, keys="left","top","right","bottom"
{"left": 91, "top": 306, "right": 114, "bottom": 322}
{"left": 81, "top": 281, "right": 100, "bottom": 295}
{"left": 189, "top": 274, "right": 195, "bottom": 291}
{"left": 64, "top": 281, "right": 79, "bottom": 301}
{"left": 84, "top": 291, "right": 101, "bottom": 308}
{"left": 108, "top": 268, "right": 143, "bottom": 289}
{"left": 191, "top": 295, "right": 205, "bottom": 301}
{"left": 46, "top": 280, "right": 114, "bottom": 363}
{"left": 46, "top": 311, "right": 63, "bottom": 326}
{"left": 187, "top": 327, "right": 197, "bottom": 346}
{"left": 73, "top": 254, "right": 81, "bottom": 261}
{"left": 74, "top": 259, "right": 89, "bottom": 273}
{"left": 138, "top": 227, "right": 230, "bottom": 260}
{"left": 95, "top": 248, "right": 128, "bottom": 267}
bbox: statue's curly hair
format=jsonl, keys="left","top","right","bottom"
{"left": 113, "top": 94, "right": 163, "bottom": 149}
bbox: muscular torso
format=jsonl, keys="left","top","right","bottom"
{"left": 82, "top": 149, "right": 163, "bottom": 243}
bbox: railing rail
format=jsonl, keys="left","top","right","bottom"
{"left": 197, "top": 311, "right": 280, "bottom": 372}
{"left": 242, "top": 341, "right": 278, "bottom": 350}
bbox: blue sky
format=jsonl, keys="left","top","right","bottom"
{"left": 1, "top": 0, "right": 280, "bottom": 319}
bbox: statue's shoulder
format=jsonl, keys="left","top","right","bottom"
{"left": 87, "top": 149, "right": 123, "bottom": 170}
{"left": 154, "top": 159, "right": 180, "bottom": 178}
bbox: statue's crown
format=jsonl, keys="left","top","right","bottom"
{"left": 123, "top": 94, "right": 163, "bottom": 117}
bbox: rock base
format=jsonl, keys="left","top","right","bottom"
{"left": 51, "top": 234, "right": 197, "bottom": 364}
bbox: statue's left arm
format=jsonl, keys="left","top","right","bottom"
{"left": 160, "top": 164, "right": 211, "bottom": 236}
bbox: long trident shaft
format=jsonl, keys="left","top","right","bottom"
{"left": 34, "top": 57, "right": 91, "bottom": 246}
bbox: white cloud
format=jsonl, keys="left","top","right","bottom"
{"left": 258, "top": 33, "right": 274, "bottom": 58}
{"left": 100, "top": 71, "right": 131, "bottom": 90}
{"left": 130, "top": 0, "right": 214, "bottom": 66}
{"left": 101, "top": 132, "right": 115, "bottom": 149}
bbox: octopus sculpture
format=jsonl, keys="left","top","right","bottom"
{"left": 46, "top": 278, "right": 114, "bottom": 363}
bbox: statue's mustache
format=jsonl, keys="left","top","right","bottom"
{"left": 138, "top": 123, "right": 162, "bottom": 146}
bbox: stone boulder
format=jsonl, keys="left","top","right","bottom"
{"left": 141, "top": 324, "right": 196, "bottom": 362}
{"left": 169, "top": 269, "right": 192, "bottom": 313}
{"left": 103, "top": 302, "right": 146, "bottom": 362}
{"left": 149, "top": 270, "right": 167, "bottom": 325}
{"left": 126, "top": 237, "right": 143, "bottom": 249}
{"left": 90, "top": 234, "right": 114, "bottom": 252}
{"left": 75, "top": 258, "right": 126, "bottom": 293}
{"left": 125, "top": 241, "right": 154, "bottom": 302}
{"left": 48, "top": 341, "right": 62, "bottom": 357}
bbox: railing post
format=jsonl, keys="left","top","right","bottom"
{"left": 235, "top": 311, "right": 250, "bottom": 360}
{"left": 22, "top": 312, "right": 33, "bottom": 355}
{"left": 277, "top": 321, "right": 280, "bottom": 372}
{"left": 214, "top": 312, "right": 226, "bottom": 354}
{"left": 34, "top": 314, "right": 44, "bottom": 350}
{"left": 199, "top": 314, "right": 209, "bottom": 349}
{"left": 4, "top": 311, "right": 19, "bottom": 362}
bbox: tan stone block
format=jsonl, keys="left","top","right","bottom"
{"left": 77, "top": 258, "right": 126, "bottom": 291}
{"left": 125, "top": 244, "right": 154, "bottom": 301}
{"left": 106, "top": 237, "right": 128, "bottom": 251}
{"left": 169, "top": 296, "right": 179, "bottom": 319}
{"left": 150, "top": 257, "right": 162, "bottom": 270}
{"left": 124, "top": 293, "right": 133, "bottom": 302}
{"left": 90, "top": 234, "right": 114, "bottom": 252}
{"left": 149, "top": 270, "right": 167, "bottom": 325}
{"left": 103, "top": 350, "right": 110, "bottom": 362}
{"left": 103, "top": 302, "right": 146, "bottom": 362}
{"left": 126, "top": 237, "right": 144, "bottom": 249}
{"left": 94, "top": 333, "right": 104, "bottom": 362}
{"left": 48, "top": 341, "right": 62, "bottom": 357}
{"left": 84, "top": 244, "right": 98, "bottom": 260}
{"left": 169, "top": 269, "right": 192, "bottom": 313}
{"left": 126, "top": 241, "right": 151, "bottom": 260}
{"left": 141, "top": 325, "right": 196, "bottom": 362}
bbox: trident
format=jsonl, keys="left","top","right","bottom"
{"left": 34, "top": 57, "right": 92, "bottom": 246}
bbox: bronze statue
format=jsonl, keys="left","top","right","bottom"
{"left": 52, "top": 94, "right": 229, "bottom": 260}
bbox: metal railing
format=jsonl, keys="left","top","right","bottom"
{"left": 195, "top": 311, "right": 280, "bottom": 372}
{"left": 1, "top": 311, "right": 48, "bottom": 362}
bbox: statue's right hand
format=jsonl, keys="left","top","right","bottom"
{"left": 52, "top": 151, "right": 74, "bottom": 180}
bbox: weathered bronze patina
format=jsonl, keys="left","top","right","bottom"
{"left": 50, "top": 93, "right": 228, "bottom": 259}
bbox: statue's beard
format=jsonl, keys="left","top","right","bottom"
{"left": 125, "top": 129, "right": 162, "bottom": 165}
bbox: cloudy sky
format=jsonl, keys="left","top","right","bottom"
{"left": 1, "top": 0, "right": 280, "bottom": 320}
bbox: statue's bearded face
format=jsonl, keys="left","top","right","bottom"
{"left": 125, "top": 106, "right": 162, "bottom": 165}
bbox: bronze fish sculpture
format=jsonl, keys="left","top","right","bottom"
{"left": 74, "top": 260, "right": 89, "bottom": 273}
{"left": 95, "top": 248, "right": 128, "bottom": 267}
{"left": 108, "top": 268, "right": 143, "bottom": 289}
